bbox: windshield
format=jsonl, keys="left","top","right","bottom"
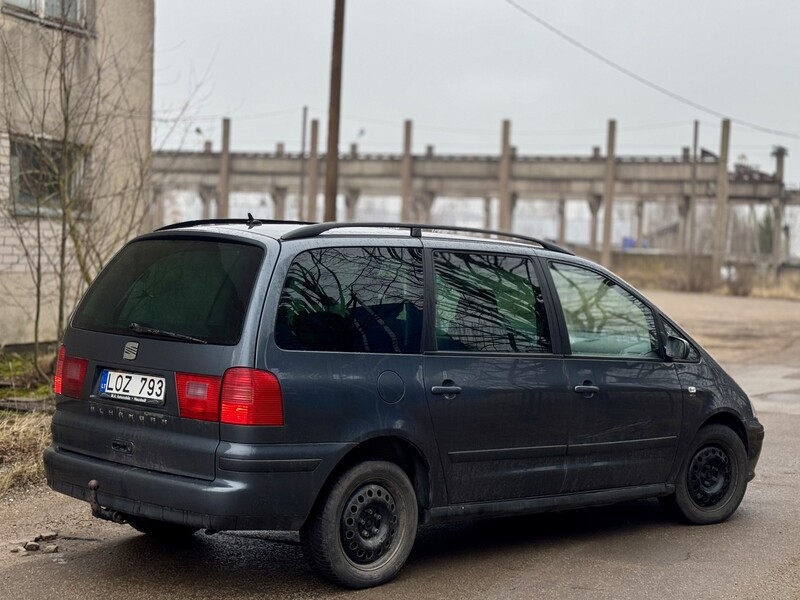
{"left": 72, "top": 238, "right": 264, "bottom": 345}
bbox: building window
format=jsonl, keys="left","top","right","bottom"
{"left": 3, "top": 0, "right": 83, "bottom": 25}
{"left": 10, "top": 136, "right": 86, "bottom": 216}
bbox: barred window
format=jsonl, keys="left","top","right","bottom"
{"left": 3, "top": 0, "right": 83, "bottom": 24}
{"left": 10, "top": 136, "right": 85, "bottom": 215}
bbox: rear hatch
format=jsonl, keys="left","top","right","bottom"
{"left": 52, "top": 235, "right": 267, "bottom": 481}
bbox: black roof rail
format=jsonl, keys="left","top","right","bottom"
{"left": 156, "top": 217, "right": 314, "bottom": 232}
{"left": 280, "top": 222, "right": 574, "bottom": 255}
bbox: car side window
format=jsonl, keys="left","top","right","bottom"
{"left": 549, "top": 262, "right": 659, "bottom": 358}
{"left": 433, "top": 251, "right": 551, "bottom": 353}
{"left": 275, "top": 247, "right": 424, "bottom": 353}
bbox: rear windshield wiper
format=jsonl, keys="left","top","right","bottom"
{"left": 130, "top": 323, "right": 207, "bottom": 344}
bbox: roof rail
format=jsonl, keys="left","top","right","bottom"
{"left": 280, "top": 222, "right": 573, "bottom": 255}
{"left": 156, "top": 217, "right": 314, "bottom": 232}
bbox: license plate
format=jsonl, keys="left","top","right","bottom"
{"left": 100, "top": 370, "right": 166, "bottom": 404}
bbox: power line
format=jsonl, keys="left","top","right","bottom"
{"left": 501, "top": 0, "right": 800, "bottom": 141}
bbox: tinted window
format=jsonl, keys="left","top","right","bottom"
{"left": 434, "top": 252, "right": 551, "bottom": 353}
{"left": 72, "top": 239, "right": 264, "bottom": 345}
{"left": 549, "top": 262, "right": 658, "bottom": 358}
{"left": 275, "top": 247, "right": 424, "bottom": 353}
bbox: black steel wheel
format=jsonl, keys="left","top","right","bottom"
{"left": 302, "top": 460, "right": 418, "bottom": 589}
{"left": 671, "top": 424, "right": 748, "bottom": 525}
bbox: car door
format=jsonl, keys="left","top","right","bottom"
{"left": 546, "top": 260, "right": 683, "bottom": 493}
{"left": 423, "top": 246, "right": 570, "bottom": 504}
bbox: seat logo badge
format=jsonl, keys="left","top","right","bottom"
{"left": 123, "top": 342, "right": 139, "bottom": 361}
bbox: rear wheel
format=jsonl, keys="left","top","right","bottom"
{"left": 127, "top": 516, "right": 198, "bottom": 539}
{"left": 302, "top": 460, "right": 418, "bottom": 589}
{"left": 670, "top": 424, "right": 748, "bottom": 524}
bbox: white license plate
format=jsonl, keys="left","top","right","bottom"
{"left": 100, "top": 370, "right": 166, "bottom": 404}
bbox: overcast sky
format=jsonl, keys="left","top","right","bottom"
{"left": 153, "top": 0, "right": 800, "bottom": 186}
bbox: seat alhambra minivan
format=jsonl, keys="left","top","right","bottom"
{"left": 45, "top": 219, "right": 764, "bottom": 588}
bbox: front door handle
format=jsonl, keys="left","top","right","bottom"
{"left": 573, "top": 385, "right": 600, "bottom": 396}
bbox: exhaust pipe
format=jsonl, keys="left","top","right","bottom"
{"left": 87, "top": 480, "right": 127, "bottom": 524}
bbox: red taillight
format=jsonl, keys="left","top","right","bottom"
{"left": 54, "top": 345, "right": 88, "bottom": 399}
{"left": 176, "top": 373, "right": 222, "bottom": 422}
{"left": 221, "top": 368, "right": 283, "bottom": 426}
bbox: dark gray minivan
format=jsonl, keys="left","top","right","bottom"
{"left": 45, "top": 220, "right": 764, "bottom": 588}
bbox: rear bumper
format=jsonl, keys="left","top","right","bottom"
{"left": 44, "top": 441, "right": 354, "bottom": 531}
{"left": 745, "top": 420, "right": 765, "bottom": 482}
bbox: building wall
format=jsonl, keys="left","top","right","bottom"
{"left": 0, "top": 0, "right": 154, "bottom": 345}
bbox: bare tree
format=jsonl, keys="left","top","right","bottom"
{"left": 0, "top": 0, "right": 153, "bottom": 376}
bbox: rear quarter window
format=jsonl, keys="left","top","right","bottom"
{"left": 72, "top": 239, "right": 264, "bottom": 345}
{"left": 275, "top": 247, "right": 424, "bottom": 354}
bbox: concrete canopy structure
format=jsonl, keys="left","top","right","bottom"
{"left": 0, "top": 0, "right": 155, "bottom": 345}
{"left": 152, "top": 118, "right": 798, "bottom": 273}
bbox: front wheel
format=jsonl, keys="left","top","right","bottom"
{"left": 302, "top": 460, "right": 418, "bottom": 589}
{"left": 670, "top": 424, "right": 748, "bottom": 525}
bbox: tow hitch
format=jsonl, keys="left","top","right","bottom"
{"left": 87, "top": 480, "right": 127, "bottom": 524}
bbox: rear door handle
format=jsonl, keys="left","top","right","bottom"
{"left": 431, "top": 385, "right": 462, "bottom": 395}
{"left": 573, "top": 385, "right": 600, "bottom": 395}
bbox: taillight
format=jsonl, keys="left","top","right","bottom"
{"left": 176, "top": 373, "right": 222, "bottom": 422}
{"left": 54, "top": 345, "right": 88, "bottom": 399}
{"left": 221, "top": 368, "right": 283, "bottom": 426}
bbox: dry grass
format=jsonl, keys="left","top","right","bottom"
{"left": 0, "top": 410, "right": 52, "bottom": 496}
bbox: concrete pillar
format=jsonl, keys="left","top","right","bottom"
{"left": 198, "top": 184, "right": 215, "bottom": 220}
{"left": 349, "top": 143, "right": 358, "bottom": 158}
{"left": 271, "top": 185, "right": 288, "bottom": 221}
{"left": 557, "top": 198, "right": 566, "bottom": 245}
{"left": 498, "top": 119, "right": 513, "bottom": 231}
{"left": 772, "top": 146, "right": 788, "bottom": 275}
{"left": 635, "top": 200, "right": 645, "bottom": 248}
{"left": 412, "top": 190, "right": 436, "bottom": 224}
{"left": 150, "top": 185, "right": 164, "bottom": 230}
{"left": 588, "top": 194, "right": 601, "bottom": 249}
{"left": 483, "top": 197, "right": 492, "bottom": 230}
{"left": 218, "top": 118, "right": 231, "bottom": 219}
{"left": 307, "top": 119, "right": 320, "bottom": 222}
{"left": 425, "top": 145, "right": 435, "bottom": 157}
{"left": 203, "top": 140, "right": 213, "bottom": 153}
{"left": 344, "top": 188, "right": 360, "bottom": 222}
{"left": 401, "top": 120, "right": 413, "bottom": 222}
{"left": 276, "top": 143, "right": 285, "bottom": 157}
{"left": 600, "top": 119, "right": 617, "bottom": 267}
{"left": 712, "top": 119, "right": 731, "bottom": 282}
{"left": 677, "top": 196, "right": 691, "bottom": 252}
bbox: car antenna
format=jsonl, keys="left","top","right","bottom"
{"left": 246, "top": 213, "right": 262, "bottom": 229}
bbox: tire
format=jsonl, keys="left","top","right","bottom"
{"left": 671, "top": 424, "right": 748, "bottom": 525}
{"left": 127, "top": 515, "right": 198, "bottom": 539}
{"left": 302, "top": 460, "right": 418, "bottom": 589}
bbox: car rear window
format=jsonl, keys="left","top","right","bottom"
{"left": 72, "top": 239, "right": 264, "bottom": 345}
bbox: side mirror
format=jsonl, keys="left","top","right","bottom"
{"left": 665, "top": 335, "right": 690, "bottom": 361}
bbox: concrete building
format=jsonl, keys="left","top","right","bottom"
{"left": 0, "top": 0, "right": 154, "bottom": 345}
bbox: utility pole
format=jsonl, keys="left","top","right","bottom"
{"left": 324, "top": 0, "right": 345, "bottom": 222}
